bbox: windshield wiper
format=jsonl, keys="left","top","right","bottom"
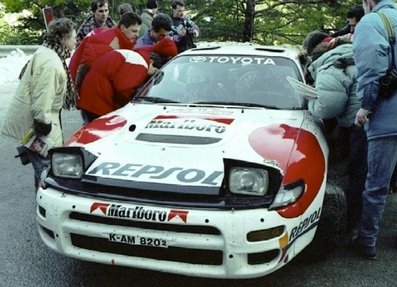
{"left": 191, "top": 101, "right": 280, "bottom": 110}
{"left": 134, "top": 96, "right": 180, "bottom": 104}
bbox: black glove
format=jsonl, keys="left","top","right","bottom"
{"left": 33, "top": 119, "right": 52, "bottom": 136}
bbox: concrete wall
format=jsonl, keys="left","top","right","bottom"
{"left": 0, "top": 45, "right": 39, "bottom": 57}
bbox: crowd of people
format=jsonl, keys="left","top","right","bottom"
{"left": 0, "top": 0, "right": 396, "bottom": 264}
{"left": 302, "top": 0, "right": 397, "bottom": 261}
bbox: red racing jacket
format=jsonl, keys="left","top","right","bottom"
{"left": 77, "top": 49, "right": 151, "bottom": 116}
{"left": 69, "top": 27, "right": 136, "bottom": 88}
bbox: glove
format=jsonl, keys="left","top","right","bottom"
{"left": 33, "top": 119, "right": 52, "bottom": 136}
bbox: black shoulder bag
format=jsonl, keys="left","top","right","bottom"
{"left": 378, "top": 12, "right": 397, "bottom": 99}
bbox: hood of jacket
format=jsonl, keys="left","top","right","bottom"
{"left": 309, "top": 43, "right": 354, "bottom": 80}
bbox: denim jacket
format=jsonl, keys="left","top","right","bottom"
{"left": 352, "top": 0, "right": 397, "bottom": 139}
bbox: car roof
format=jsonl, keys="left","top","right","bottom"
{"left": 179, "top": 42, "right": 303, "bottom": 60}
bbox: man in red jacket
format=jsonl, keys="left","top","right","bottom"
{"left": 69, "top": 12, "right": 142, "bottom": 88}
{"left": 77, "top": 38, "right": 177, "bottom": 122}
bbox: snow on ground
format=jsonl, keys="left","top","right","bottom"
{"left": 0, "top": 49, "right": 31, "bottom": 117}
{"left": 0, "top": 48, "right": 31, "bottom": 85}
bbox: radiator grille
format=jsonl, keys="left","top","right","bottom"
{"left": 70, "top": 212, "right": 221, "bottom": 235}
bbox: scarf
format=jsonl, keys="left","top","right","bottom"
{"left": 42, "top": 35, "right": 79, "bottom": 110}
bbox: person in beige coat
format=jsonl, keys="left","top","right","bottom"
{"left": 1, "top": 18, "right": 78, "bottom": 189}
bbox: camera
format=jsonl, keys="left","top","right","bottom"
{"left": 379, "top": 68, "right": 397, "bottom": 98}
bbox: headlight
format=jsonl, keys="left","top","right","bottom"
{"left": 51, "top": 152, "right": 83, "bottom": 179}
{"left": 269, "top": 180, "right": 304, "bottom": 209}
{"left": 229, "top": 167, "right": 269, "bottom": 196}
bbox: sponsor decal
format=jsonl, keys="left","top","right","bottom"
{"left": 90, "top": 202, "right": 110, "bottom": 214}
{"left": 90, "top": 202, "right": 189, "bottom": 223}
{"left": 168, "top": 209, "right": 189, "bottom": 223}
{"left": 64, "top": 115, "right": 127, "bottom": 146}
{"left": 88, "top": 163, "right": 223, "bottom": 186}
{"left": 145, "top": 115, "right": 234, "bottom": 134}
{"left": 289, "top": 207, "right": 322, "bottom": 242}
{"left": 249, "top": 124, "right": 325, "bottom": 218}
{"left": 189, "top": 56, "right": 276, "bottom": 65}
{"left": 145, "top": 118, "right": 228, "bottom": 134}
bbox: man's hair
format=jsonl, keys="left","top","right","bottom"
{"left": 118, "top": 3, "right": 133, "bottom": 16}
{"left": 152, "top": 13, "right": 173, "bottom": 32}
{"left": 150, "top": 52, "right": 170, "bottom": 69}
{"left": 171, "top": 0, "right": 185, "bottom": 9}
{"left": 119, "top": 12, "right": 142, "bottom": 28}
{"left": 91, "top": 0, "right": 109, "bottom": 12}
{"left": 47, "top": 18, "right": 76, "bottom": 40}
{"left": 347, "top": 5, "right": 365, "bottom": 22}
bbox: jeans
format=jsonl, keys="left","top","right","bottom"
{"left": 360, "top": 136, "right": 397, "bottom": 248}
{"left": 346, "top": 126, "right": 368, "bottom": 229}
{"left": 25, "top": 147, "right": 49, "bottom": 188}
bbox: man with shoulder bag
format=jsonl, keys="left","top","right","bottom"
{"left": 353, "top": 0, "right": 397, "bottom": 260}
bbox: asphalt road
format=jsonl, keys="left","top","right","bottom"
{"left": 1, "top": 83, "right": 397, "bottom": 287}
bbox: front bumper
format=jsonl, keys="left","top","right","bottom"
{"left": 36, "top": 187, "right": 314, "bottom": 279}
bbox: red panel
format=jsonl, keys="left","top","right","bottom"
{"left": 249, "top": 124, "right": 325, "bottom": 218}
{"left": 64, "top": 115, "right": 127, "bottom": 146}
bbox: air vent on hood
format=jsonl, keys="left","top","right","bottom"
{"left": 136, "top": 133, "right": 221, "bottom": 144}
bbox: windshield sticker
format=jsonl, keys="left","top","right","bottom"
{"left": 189, "top": 56, "right": 276, "bottom": 65}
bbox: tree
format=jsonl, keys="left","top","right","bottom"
{"left": 0, "top": 0, "right": 360, "bottom": 45}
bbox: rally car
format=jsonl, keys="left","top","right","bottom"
{"left": 36, "top": 43, "right": 346, "bottom": 279}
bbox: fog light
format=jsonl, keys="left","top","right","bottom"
{"left": 247, "top": 226, "right": 284, "bottom": 242}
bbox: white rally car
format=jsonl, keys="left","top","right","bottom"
{"left": 36, "top": 44, "right": 346, "bottom": 279}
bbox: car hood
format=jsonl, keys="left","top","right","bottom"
{"left": 66, "top": 104, "right": 319, "bottom": 188}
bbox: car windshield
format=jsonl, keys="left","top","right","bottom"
{"left": 135, "top": 54, "right": 306, "bottom": 110}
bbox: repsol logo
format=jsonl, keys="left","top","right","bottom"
{"left": 90, "top": 202, "right": 189, "bottom": 223}
{"left": 145, "top": 119, "right": 226, "bottom": 134}
{"left": 88, "top": 163, "right": 223, "bottom": 185}
{"left": 289, "top": 207, "right": 322, "bottom": 242}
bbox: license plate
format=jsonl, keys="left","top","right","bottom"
{"left": 108, "top": 233, "right": 168, "bottom": 248}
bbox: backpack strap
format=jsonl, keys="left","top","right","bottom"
{"left": 377, "top": 11, "right": 396, "bottom": 69}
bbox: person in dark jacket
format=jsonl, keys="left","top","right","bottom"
{"left": 169, "top": 0, "right": 199, "bottom": 53}
{"left": 76, "top": 0, "right": 116, "bottom": 45}
{"left": 332, "top": 5, "right": 365, "bottom": 37}
{"left": 139, "top": 0, "right": 159, "bottom": 37}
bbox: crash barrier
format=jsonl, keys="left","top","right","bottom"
{"left": 0, "top": 45, "right": 39, "bottom": 57}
